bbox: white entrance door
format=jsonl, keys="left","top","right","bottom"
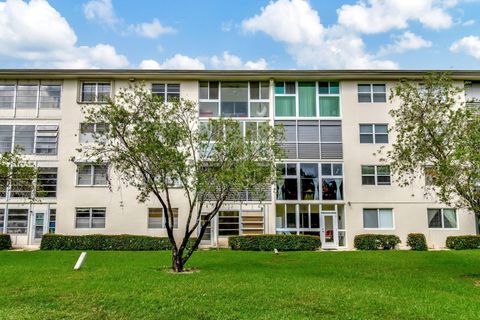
{"left": 199, "top": 214, "right": 214, "bottom": 246}
{"left": 321, "top": 213, "right": 338, "bottom": 248}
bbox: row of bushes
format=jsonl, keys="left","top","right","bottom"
{"left": 0, "top": 234, "right": 12, "bottom": 250}
{"left": 446, "top": 235, "right": 480, "bottom": 250}
{"left": 353, "top": 234, "right": 402, "bottom": 250}
{"left": 40, "top": 234, "right": 195, "bottom": 251}
{"left": 229, "top": 234, "right": 320, "bottom": 251}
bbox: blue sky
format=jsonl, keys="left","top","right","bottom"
{"left": 1, "top": 0, "right": 480, "bottom": 69}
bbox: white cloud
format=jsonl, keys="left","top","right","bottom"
{"left": 378, "top": 32, "right": 432, "bottom": 56}
{"left": 210, "top": 51, "right": 268, "bottom": 70}
{"left": 129, "top": 19, "right": 176, "bottom": 38}
{"left": 83, "top": 0, "right": 118, "bottom": 27}
{"left": 337, "top": 0, "right": 455, "bottom": 34}
{"left": 450, "top": 36, "right": 480, "bottom": 59}
{"left": 463, "top": 19, "right": 475, "bottom": 26}
{"left": 242, "top": 0, "right": 397, "bottom": 69}
{"left": 139, "top": 54, "right": 205, "bottom": 69}
{"left": 0, "top": 0, "right": 128, "bottom": 68}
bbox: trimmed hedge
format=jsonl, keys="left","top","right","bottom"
{"left": 0, "top": 234, "right": 12, "bottom": 250}
{"left": 446, "top": 235, "right": 480, "bottom": 250}
{"left": 229, "top": 235, "right": 321, "bottom": 251}
{"left": 354, "top": 234, "right": 401, "bottom": 250}
{"left": 407, "top": 233, "right": 428, "bottom": 251}
{"left": 41, "top": 234, "right": 195, "bottom": 251}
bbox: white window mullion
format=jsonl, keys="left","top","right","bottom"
{"left": 90, "top": 165, "right": 94, "bottom": 185}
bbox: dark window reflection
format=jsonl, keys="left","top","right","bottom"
{"left": 322, "top": 178, "right": 343, "bottom": 200}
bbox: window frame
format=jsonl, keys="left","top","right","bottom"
{"left": 427, "top": 208, "right": 458, "bottom": 230}
{"left": 75, "top": 207, "right": 106, "bottom": 229}
{"left": 363, "top": 208, "right": 395, "bottom": 230}
{"left": 357, "top": 84, "right": 387, "bottom": 103}
{"left": 79, "top": 81, "right": 112, "bottom": 103}
{"left": 361, "top": 165, "right": 391, "bottom": 186}
{"left": 151, "top": 83, "right": 181, "bottom": 103}
{"left": 75, "top": 163, "right": 109, "bottom": 187}
{"left": 0, "top": 81, "right": 62, "bottom": 111}
{"left": 147, "top": 207, "right": 179, "bottom": 229}
{"left": 359, "top": 124, "right": 389, "bottom": 144}
{"left": 0, "top": 124, "right": 59, "bottom": 155}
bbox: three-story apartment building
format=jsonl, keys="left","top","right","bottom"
{"left": 0, "top": 70, "right": 478, "bottom": 249}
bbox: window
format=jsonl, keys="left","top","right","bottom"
{"left": 218, "top": 210, "right": 239, "bottom": 236}
{"left": 75, "top": 208, "right": 106, "bottom": 228}
{"left": 318, "top": 82, "right": 340, "bottom": 117}
{"left": 14, "top": 125, "right": 35, "bottom": 154}
{"left": 10, "top": 167, "right": 33, "bottom": 198}
{"left": 358, "top": 84, "right": 386, "bottom": 103}
{"left": 48, "top": 209, "right": 56, "bottom": 233}
{"left": 428, "top": 208, "right": 457, "bottom": 229}
{"left": 220, "top": 82, "right": 248, "bottom": 117}
{"left": 6, "top": 209, "right": 29, "bottom": 234}
{"left": 39, "top": 85, "right": 61, "bottom": 108}
{"left": 361, "top": 165, "right": 391, "bottom": 185}
{"left": 424, "top": 166, "right": 436, "bottom": 186}
{"left": 249, "top": 81, "right": 269, "bottom": 117}
{"left": 0, "top": 85, "right": 15, "bottom": 109}
{"left": 147, "top": 208, "right": 179, "bottom": 229}
{"left": 275, "top": 82, "right": 296, "bottom": 116}
{"left": 277, "top": 163, "right": 343, "bottom": 201}
{"left": 359, "top": 124, "right": 389, "bottom": 143}
{"left": 0, "top": 125, "right": 58, "bottom": 155}
{"left": 363, "top": 209, "right": 393, "bottom": 229}
{"left": 16, "top": 85, "right": 38, "bottom": 109}
{"left": 81, "top": 82, "right": 111, "bottom": 102}
{"left": 0, "top": 208, "right": 4, "bottom": 232}
{"left": 76, "top": 163, "right": 108, "bottom": 186}
{"left": 79, "top": 123, "right": 108, "bottom": 143}
{"left": 35, "top": 125, "right": 58, "bottom": 154}
{"left": 152, "top": 83, "right": 180, "bottom": 102}
{"left": 298, "top": 82, "right": 316, "bottom": 117}
{"left": 199, "top": 81, "right": 219, "bottom": 117}
{"left": 36, "top": 168, "right": 57, "bottom": 198}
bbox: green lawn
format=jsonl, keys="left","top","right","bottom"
{"left": 0, "top": 250, "right": 479, "bottom": 320}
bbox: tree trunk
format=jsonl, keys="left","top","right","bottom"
{"left": 475, "top": 212, "right": 480, "bottom": 235}
{"left": 172, "top": 252, "right": 185, "bottom": 272}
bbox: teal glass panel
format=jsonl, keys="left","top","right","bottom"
{"left": 275, "top": 82, "right": 284, "bottom": 94}
{"left": 318, "top": 82, "right": 329, "bottom": 94}
{"left": 329, "top": 82, "right": 339, "bottom": 94}
{"left": 298, "top": 82, "right": 316, "bottom": 117}
{"left": 319, "top": 96, "right": 340, "bottom": 117}
{"left": 275, "top": 96, "right": 295, "bottom": 116}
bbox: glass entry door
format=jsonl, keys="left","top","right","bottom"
{"left": 33, "top": 212, "right": 46, "bottom": 241}
{"left": 321, "top": 213, "right": 338, "bottom": 248}
{"left": 199, "top": 214, "right": 214, "bottom": 246}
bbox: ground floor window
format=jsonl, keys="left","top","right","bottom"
{"left": 0, "top": 208, "right": 4, "bottom": 232}
{"left": 218, "top": 211, "right": 240, "bottom": 236}
{"left": 147, "top": 208, "right": 179, "bottom": 229}
{"left": 48, "top": 209, "right": 56, "bottom": 234}
{"left": 75, "top": 208, "right": 106, "bottom": 229}
{"left": 6, "top": 208, "right": 29, "bottom": 234}
{"left": 363, "top": 208, "right": 394, "bottom": 229}
{"left": 428, "top": 208, "right": 457, "bottom": 229}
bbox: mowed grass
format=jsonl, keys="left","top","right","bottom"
{"left": 0, "top": 250, "right": 479, "bottom": 320}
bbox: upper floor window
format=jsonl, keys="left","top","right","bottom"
{"left": 75, "top": 207, "right": 106, "bottom": 228}
{"left": 0, "top": 124, "right": 58, "bottom": 155}
{"left": 428, "top": 208, "right": 457, "bottom": 229}
{"left": 152, "top": 83, "right": 180, "bottom": 102}
{"left": 0, "top": 83, "right": 61, "bottom": 110}
{"left": 363, "top": 208, "right": 394, "bottom": 229}
{"left": 79, "top": 122, "right": 108, "bottom": 143}
{"left": 199, "top": 81, "right": 269, "bottom": 118}
{"left": 361, "top": 165, "right": 391, "bottom": 185}
{"left": 76, "top": 163, "right": 108, "bottom": 186}
{"left": 318, "top": 82, "right": 340, "bottom": 117}
{"left": 359, "top": 124, "right": 389, "bottom": 143}
{"left": 81, "top": 82, "right": 111, "bottom": 103}
{"left": 148, "top": 208, "right": 179, "bottom": 229}
{"left": 36, "top": 167, "right": 58, "bottom": 198}
{"left": 358, "top": 84, "right": 386, "bottom": 103}
{"left": 277, "top": 162, "right": 343, "bottom": 201}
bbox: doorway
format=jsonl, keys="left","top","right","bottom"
{"left": 321, "top": 213, "right": 338, "bottom": 248}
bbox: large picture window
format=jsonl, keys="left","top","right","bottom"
{"left": 428, "top": 208, "right": 457, "bottom": 229}
{"left": 0, "top": 83, "right": 61, "bottom": 110}
{"left": 6, "top": 209, "right": 29, "bottom": 234}
{"left": 0, "top": 124, "right": 58, "bottom": 155}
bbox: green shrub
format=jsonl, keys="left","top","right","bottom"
{"left": 229, "top": 234, "right": 321, "bottom": 251}
{"left": 354, "top": 234, "right": 401, "bottom": 250}
{"left": 406, "top": 233, "right": 428, "bottom": 251}
{"left": 446, "top": 235, "right": 480, "bottom": 250}
{"left": 40, "top": 234, "right": 196, "bottom": 251}
{"left": 0, "top": 234, "right": 12, "bottom": 250}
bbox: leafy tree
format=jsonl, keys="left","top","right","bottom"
{"left": 388, "top": 73, "right": 480, "bottom": 232}
{"left": 78, "top": 83, "right": 284, "bottom": 272}
{"left": 0, "top": 149, "right": 39, "bottom": 200}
